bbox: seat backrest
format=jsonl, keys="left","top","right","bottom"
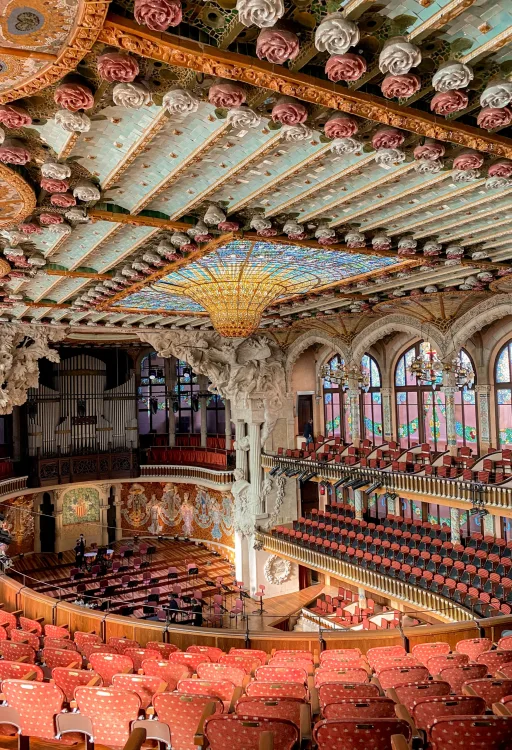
{"left": 169, "top": 652, "right": 210, "bottom": 672}
{"left": 366, "top": 645, "right": 406, "bottom": 670}
{"left": 124, "top": 648, "right": 160, "bottom": 672}
{"left": 197, "top": 663, "right": 246, "bottom": 688}
{"left": 378, "top": 665, "right": 430, "bottom": 690}
{"left": 141, "top": 659, "right": 189, "bottom": 687}
{"left": 273, "top": 650, "right": 313, "bottom": 662}
{"left": 476, "top": 651, "right": 512, "bottom": 675}
{"left": 320, "top": 649, "right": 362, "bottom": 664}
{"left": 146, "top": 642, "right": 179, "bottom": 659}
{"left": 427, "top": 653, "right": 469, "bottom": 676}
{"left": 313, "top": 718, "right": 411, "bottom": 750}
{"left": 11, "top": 629, "right": 39, "bottom": 651}
{"left": 107, "top": 637, "right": 139, "bottom": 653}
{"left": 52, "top": 667, "right": 102, "bottom": 702}
{"left": 255, "top": 665, "right": 308, "bottom": 685}
{"left": 464, "top": 679, "right": 512, "bottom": 709}
{"left": 235, "top": 696, "right": 304, "bottom": 728}
{"left": 44, "top": 637, "right": 77, "bottom": 652}
{"left": 323, "top": 697, "right": 396, "bottom": 720}
{"left": 89, "top": 653, "right": 133, "bottom": 685}
{"left": 19, "top": 617, "right": 42, "bottom": 636}
{"left": 111, "top": 673, "right": 164, "bottom": 709}
{"left": 205, "top": 714, "right": 299, "bottom": 750}
{"left": 229, "top": 648, "right": 267, "bottom": 665}
{"left": 393, "top": 681, "right": 451, "bottom": 713}
{"left": 82, "top": 643, "right": 117, "bottom": 660}
{"left": 438, "top": 664, "right": 488, "bottom": 694}
{"left": 44, "top": 624, "right": 70, "bottom": 640}
{"left": 314, "top": 668, "right": 368, "bottom": 687}
{"left": 429, "top": 716, "right": 512, "bottom": 750}
{"left": 412, "top": 642, "right": 451, "bottom": 667}
{"left": 219, "top": 653, "right": 260, "bottom": 673}
{"left": 0, "top": 660, "right": 44, "bottom": 685}
{"left": 178, "top": 678, "right": 235, "bottom": 707}
{"left": 455, "top": 638, "right": 492, "bottom": 660}
{"left": 412, "top": 695, "right": 486, "bottom": 732}
{"left": 75, "top": 686, "right": 141, "bottom": 747}
{"left": 153, "top": 692, "right": 223, "bottom": 750}
{"left": 245, "top": 682, "right": 308, "bottom": 701}
{"left": 43, "top": 648, "right": 81, "bottom": 670}
{"left": 0, "top": 641, "right": 35, "bottom": 663}
{"left": 3, "top": 680, "right": 64, "bottom": 740}
{"left": 318, "top": 683, "right": 380, "bottom": 709}
{"left": 73, "top": 631, "right": 102, "bottom": 651}
{"left": 497, "top": 635, "right": 512, "bottom": 651}
{"left": 188, "top": 645, "right": 224, "bottom": 663}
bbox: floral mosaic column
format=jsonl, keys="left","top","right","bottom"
{"left": 347, "top": 372, "right": 361, "bottom": 447}
{"left": 450, "top": 507, "right": 461, "bottom": 544}
{"left": 443, "top": 386, "right": 458, "bottom": 456}
{"left": 354, "top": 489, "right": 363, "bottom": 520}
{"left": 475, "top": 385, "right": 491, "bottom": 452}
{"left": 483, "top": 511, "right": 496, "bottom": 537}
{"left": 381, "top": 387, "right": 393, "bottom": 442}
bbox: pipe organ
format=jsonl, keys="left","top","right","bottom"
{"left": 27, "top": 355, "right": 137, "bottom": 456}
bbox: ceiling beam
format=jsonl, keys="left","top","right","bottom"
{"left": 98, "top": 13, "right": 512, "bottom": 159}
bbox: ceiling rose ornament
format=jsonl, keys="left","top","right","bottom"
{"left": 97, "top": 52, "right": 140, "bottom": 83}
{"left": 48, "top": 222, "right": 72, "bottom": 235}
{"left": 264, "top": 554, "right": 291, "bottom": 585}
{"left": 0, "top": 139, "right": 30, "bottom": 165}
{"left": 413, "top": 140, "right": 445, "bottom": 161}
{"left": 51, "top": 193, "right": 76, "bottom": 208}
{"left": 488, "top": 161, "right": 512, "bottom": 178}
{"left": 256, "top": 28, "right": 299, "bottom": 64}
{"left": 204, "top": 204, "right": 226, "bottom": 226}
{"left": 283, "top": 220, "right": 304, "bottom": 236}
{"left": 19, "top": 223, "right": 41, "bottom": 235}
{"left": 480, "top": 80, "right": 512, "bottom": 109}
{"left": 378, "top": 37, "right": 421, "bottom": 76}
{"left": 73, "top": 180, "right": 100, "bottom": 202}
{"left": 453, "top": 150, "right": 484, "bottom": 171}
{"left": 54, "top": 110, "right": 91, "bottom": 133}
{"left": 113, "top": 81, "right": 152, "bottom": 109}
{"left": 372, "top": 127, "right": 404, "bottom": 150}
{"left": 446, "top": 244, "right": 464, "bottom": 259}
{"left": 431, "top": 90, "right": 468, "bottom": 115}
{"left": 375, "top": 148, "right": 405, "bottom": 168}
{"left": 54, "top": 82, "right": 94, "bottom": 112}
{"left": 452, "top": 168, "right": 480, "bottom": 184}
{"left": 41, "top": 161, "right": 71, "bottom": 180}
{"left": 477, "top": 107, "right": 512, "bottom": 131}
{"left": 415, "top": 159, "right": 442, "bottom": 174}
{"left": 0, "top": 104, "right": 32, "bottom": 129}
{"left": 345, "top": 230, "right": 365, "bottom": 248}
{"left": 170, "top": 232, "right": 190, "bottom": 246}
{"left": 314, "top": 14, "right": 359, "bottom": 55}
{"left": 227, "top": 106, "right": 261, "bottom": 130}
{"left": 236, "top": 0, "right": 284, "bottom": 28}
{"left": 330, "top": 136, "right": 362, "bottom": 155}
{"left": 208, "top": 82, "right": 246, "bottom": 109}
{"left": 324, "top": 113, "right": 358, "bottom": 139}
{"left": 423, "top": 241, "right": 442, "bottom": 256}
{"left": 218, "top": 221, "right": 239, "bottom": 231}
{"left": 432, "top": 61, "right": 473, "bottom": 93}
{"left": 381, "top": 73, "right": 421, "bottom": 99}
{"left": 271, "top": 97, "right": 307, "bottom": 125}
{"left": 372, "top": 234, "right": 391, "bottom": 250}
{"left": 163, "top": 88, "right": 199, "bottom": 116}
{"left": 134, "top": 0, "right": 182, "bottom": 30}
{"left": 486, "top": 176, "right": 511, "bottom": 190}
{"left": 41, "top": 177, "right": 69, "bottom": 193}
{"left": 281, "top": 123, "right": 312, "bottom": 141}
{"left": 325, "top": 53, "right": 366, "bottom": 83}
{"left": 65, "top": 207, "right": 89, "bottom": 223}
{"left": 398, "top": 236, "right": 417, "bottom": 256}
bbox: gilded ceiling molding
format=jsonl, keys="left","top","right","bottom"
{"left": 302, "top": 163, "right": 416, "bottom": 223}
{"left": 241, "top": 231, "right": 399, "bottom": 259}
{"left": 46, "top": 269, "right": 112, "bottom": 279}
{"left": 229, "top": 144, "right": 332, "bottom": 214}
{"left": 98, "top": 14, "right": 512, "bottom": 158}
{"left": 89, "top": 208, "right": 189, "bottom": 231}
{"left": 58, "top": 133, "right": 81, "bottom": 161}
{"left": 0, "top": 164, "right": 36, "bottom": 228}
{"left": 0, "top": 258, "right": 11, "bottom": 279}
{"left": 266, "top": 154, "right": 376, "bottom": 217}
{"left": 327, "top": 172, "right": 450, "bottom": 228}
{"left": 0, "top": 0, "right": 110, "bottom": 105}
{"left": 101, "top": 306, "right": 208, "bottom": 318}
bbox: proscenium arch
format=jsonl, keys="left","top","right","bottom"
{"left": 350, "top": 315, "right": 447, "bottom": 365}
{"left": 285, "top": 331, "right": 351, "bottom": 387}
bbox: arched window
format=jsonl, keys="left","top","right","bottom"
{"left": 495, "top": 340, "right": 512, "bottom": 448}
{"left": 361, "top": 354, "right": 383, "bottom": 445}
{"left": 395, "top": 342, "right": 477, "bottom": 450}
{"left": 139, "top": 352, "right": 167, "bottom": 436}
{"left": 322, "top": 353, "right": 382, "bottom": 444}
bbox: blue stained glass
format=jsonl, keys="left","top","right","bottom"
{"left": 372, "top": 392, "right": 381, "bottom": 404}
{"left": 395, "top": 358, "right": 405, "bottom": 386}
{"left": 324, "top": 393, "right": 332, "bottom": 404}
{"left": 462, "top": 389, "right": 475, "bottom": 404}
{"left": 370, "top": 358, "right": 381, "bottom": 387}
{"left": 498, "top": 389, "right": 512, "bottom": 405}
{"left": 397, "top": 392, "right": 407, "bottom": 404}
{"left": 497, "top": 346, "right": 511, "bottom": 383}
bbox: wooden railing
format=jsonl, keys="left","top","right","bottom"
{"left": 0, "top": 477, "right": 27, "bottom": 496}
{"left": 140, "top": 464, "right": 234, "bottom": 487}
{"left": 32, "top": 450, "right": 138, "bottom": 486}
{"left": 255, "top": 531, "right": 471, "bottom": 623}
{"left": 262, "top": 454, "right": 512, "bottom": 507}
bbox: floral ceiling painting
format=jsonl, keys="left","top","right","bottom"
{"left": 0, "top": 0, "right": 509, "bottom": 339}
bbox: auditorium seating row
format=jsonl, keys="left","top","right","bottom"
{"left": 0, "top": 608, "right": 512, "bottom": 748}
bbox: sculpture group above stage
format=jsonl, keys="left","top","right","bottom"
{"left": 0, "top": 324, "right": 66, "bottom": 415}
{"left": 139, "top": 330, "right": 287, "bottom": 444}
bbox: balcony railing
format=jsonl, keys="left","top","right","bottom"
{"left": 255, "top": 530, "right": 471, "bottom": 623}
{"left": 140, "top": 464, "right": 234, "bottom": 487}
{"left": 262, "top": 454, "right": 512, "bottom": 507}
{"left": 0, "top": 476, "right": 27, "bottom": 496}
{"left": 31, "top": 450, "right": 138, "bottom": 486}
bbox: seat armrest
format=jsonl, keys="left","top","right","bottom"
{"left": 394, "top": 704, "right": 421, "bottom": 746}
{"left": 123, "top": 727, "right": 147, "bottom": 750}
{"left": 391, "top": 735, "right": 410, "bottom": 750}
{"left": 194, "top": 700, "right": 217, "bottom": 746}
{"left": 493, "top": 703, "right": 512, "bottom": 717}
{"left": 371, "top": 677, "right": 383, "bottom": 694}
{"left": 299, "top": 703, "right": 311, "bottom": 742}
{"left": 68, "top": 661, "right": 81, "bottom": 670}
{"left": 35, "top": 617, "right": 45, "bottom": 624}
{"left": 462, "top": 685, "right": 478, "bottom": 697}
{"left": 229, "top": 686, "right": 243, "bottom": 713}
{"left": 242, "top": 675, "right": 251, "bottom": 689}
{"left": 12, "top": 610, "right": 23, "bottom": 617}
{"left": 55, "top": 711, "right": 93, "bottom": 740}
{"left": 0, "top": 705, "right": 21, "bottom": 732}
{"left": 132, "top": 720, "right": 170, "bottom": 747}
{"left": 86, "top": 676, "right": 101, "bottom": 687}
{"left": 309, "top": 686, "right": 319, "bottom": 716}
{"left": 387, "top": 688, "right": 399, "bottom": 703}
{"left": 17, "top": 656, "right": 29, "bottom": 663}
{"left": 259, "top": 731, "right": 274, "bottom": 750}
{"left": 21, "top": 670, "right": 38, "bottom": 681}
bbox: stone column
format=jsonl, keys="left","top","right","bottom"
{"left": 11, "top": 407, "right": 21, "bottom": 463}
{"left": 97, "top": 483, "right": 111, "bottom": 547}
{"left": 347, "top": 372, "right": 361, "bottom": 447}
{"left": 198, "top": 375, "right": 209, "bottom": 448}
{"left": 165, "top": 356, "right": 177, "bottom": 447}
{"left": 381, "top": 387, "right": 393, "bottom": 443}
{"left": 354, "top": 489, "right": 363, "bottom": 520}
{"left": 235, "top": 420, "right": 248, "bottom": 479}
{"left": 442, "top": 369, "right": 458, "bottom": 456}
{"left": 114, "top": 484, "right": 123, "bottom": 542}
{"left": 484, "top": 512, "right": 496, "bottom": 537}
{"left": 450, "top": 507, "right": 461, "bottom": 544}
{"left": 475, "top": 385, "right": 492, "bottom": 453}
{"left": 33, "top": 493, "right": 41, "bottom": 553}
{"left": 224, "top": 398, "right": 232, "bottom": 450}
{"left": 248, "top": 420, "right": 264, "bottom": 514}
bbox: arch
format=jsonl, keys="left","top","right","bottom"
{"left": 285, "top": 330, "right": 350, "bottom": 385}
{"left": 449, "top": 294, "right": 512, "bottom": 356}
{"left": 351, "top": 315, "right": 446, "bottom": 364}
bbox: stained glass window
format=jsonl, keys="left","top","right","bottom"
{"left": 454, "top": 350, "right": 477, "bottom": 447}
{"left": 361, "top": 354, "right": 383, "bottom": 445}
{"left": 323, "top": 355, "right": 350, "bottom": 441}
{"left": 495, "top": 340, "right": 512, "bottom": 448}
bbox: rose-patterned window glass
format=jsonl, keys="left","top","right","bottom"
{"left": 496, "top": 340, "right": 512, "bottom": 448}
{"left": 454, "top": 349, "right": 478, "bottom": 448}
{"left": 323, "top": 355, "right": 350, "bottom": 441}
{"left": 361, "top": 354, "right": 383, "bottom": 445}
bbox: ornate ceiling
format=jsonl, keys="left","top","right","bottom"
{"left": 0, "top": 0, "right": 511, "bottom": 338}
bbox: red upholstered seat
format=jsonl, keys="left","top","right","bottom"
{"left": 141, "top": 659, "right": 188, "bottom": 688}
{"left": 1, "top": 680, "right": 66, "bottom": 741}
{"left": 52, "top": 667, "right": 101, "bottom": 702}
{"left": 245, "top": 681, "right": 309, "bottom": 701}
{"left": 393, "top": 681, "right": 451, "bottom": 713}
{"left": 411, "top": 695, "right": 486, "bottom": 734}
{"left": 197, "top": 663, "right": 246, "bottom": 688}
{"left": 429, "top": 716, "right": 512, "bottom": 750}
{"left": 235, "top": 696, "right": 306, "bottom": 730}
{"left": 318, "top": 682, "right": 380, "bottom": 710}
{"left": 439, "top": 664, "right": 488, "bottom": 694}
{"left": 187, "top": 645, "right": 224, "bottom": 663}
{"left": 75, "top": 686, "right": 141, "bottom": 748}
{"left": 89, "top": 652, "right": 133, "bottom": 686}
{"left": 178, "top": 678, "right": 236, "bottom": 710}
{"left": 322, "top": 697, "right": 396, "bottom": 719}
{"left": 463, "top": 678, "right": 512, "bottom": 709}
{"left": 455, "top": 638, "right": 492, "bottom": 661}
{"left": 205, "top": 714, "right": 299, "bottom": 750}
{"left": 112, "top": 673, "right": 166, "bottom": 709}
{"left": 313, "top": 718, "right": 412, "bottom": 750}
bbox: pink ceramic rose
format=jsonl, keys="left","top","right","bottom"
{"left": 50, "top": 193, "right": 76, "bottom": 208}
{"left": 430, "top": 90, "right": 468, "bottom": 115}
{"left": 453, "top": 150, "right": 484, "bottom": 171}
{"left": 381, "top": 73, "right": 420, "bottom": 99}
{"left": 218, "top": 221, "right": 240, "bottom": 231}
{"left": 288, "top": 232, "right": 307, "bottom": 240}
{"left": 208, "top": 83, "right": 246, "bottom": 109}
{"left": 318, "top": 236, "right": 337, "bottom": 245}
{"left": 477, "top": 106, "right": 512, "bottom": 130}
{"left": 134, "top": 0, "right": 182, "bottom": 30}
{"left": 258, "top": 227, "right": 278, "bottom": 237}
{"left": 413, "top": 140, "right": 445, "bottom": 161}
{"left": 0, "top": 142, "right": 30, "bottom": 165}
{"left": 0, "top": 104, "right": 32, "bottom": 129}
{"left": 324, "top": 114, "right": 358, "bottom": 139}
{"left": 325, "top": 53, "right": 366, "bottom": 82}
{"left": 97, "top": 52, "right": 140, "bottom": 82}
{"left": 372, "top": 127, "right": 404, "bottom": 150}
{"left": 19, "top": 223, "right": 41, "bottom": 235}
{"left": 489, "top": 160, "right": 512, "bottom": 178}
{"left": 54, "top": 83, "right": 94, "bottom": 112}
{"left": 180, "top": 243, "right": 198, "bottom": 252}
{"left": 39, "top": 213, "right": 64, "bottom": 226}
{"left": 194, "top": 233, "right": 213, "bottom": 242}
{"left": 41, "top": 178, "right": 69, "bottom": 193}
{"left": 256, "top": 28, "right": 299, "bottom": 64}
{"left": 271, "top": 97, "right": 307, "bottom": 125}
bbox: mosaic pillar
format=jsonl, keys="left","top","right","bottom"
{"left": 443, "top": 370, "right": 458, "bottom": 456}
{"left": 224, "top": 398, "right": 232, "bottom": 451}
{"left": 450, "top": 507, "right": 461, "bottom": 544}
{"left": 358, "top": 587, "right": 366, "bottom": 609}
{"left": 98, "top": 483, "right": 111, "bottom": 547}
{"left": 483, "top": 512, "right": 496, "bottom": 537}
{"left": 166, "top": 356, "right": 177, "bottom": 447}
{"left": 354, "top": 489, "right": 363, "bottom": 520}
{"left": 381, "top": 387, "right": 393, "bottom": 442}
{"left": 475, "top": 385, "right": 492, "bottom": 453}
{"left": 347, "top": 373, "right": 361, "bottom": 447}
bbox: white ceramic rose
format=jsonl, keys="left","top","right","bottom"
{"left": 480, "top": 80, "right": 512, "bottom": 109}
{"left": 314, "top": 13, "right": 359, "bottom": 55}
{"left": 54, "top": 110, "right": 91, "bottom": 133}
{"left": 227, "top": 106, "right": 262, "bottom": 130}
{"left": 432, "top": 61, "right": 473, "bottom": 93}
{"left": 236, "top": 0, "right": 284, "bottom": 28}
{"left": 330, "top": 137, "right": 362, "bottom": 155}
{"left": 378, "top": 36, "right": 421, "bottom": 76}
{"left": 281, "top": 123, "right": 313, "bottom": 141}
{"left": 73, "top": 180, "right": 101, "bottom": 202}
{"left": 162, "top": 88, "right": 199, "bottom": 115}
{"left": 41, "top": 161, "right": 72, "bottom": 180}
{"left": 113, "top": 82, "right": 152, "bottom": 109}
{"left": 374, "top": 148, "right": 406, "bottom": 168}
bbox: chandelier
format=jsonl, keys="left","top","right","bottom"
{"left": 321, "top": 362, "right": 371, "bottom": 391}
{"left": 442, "top": 354, "right": 475, "bottom": 390}
{"left": 407, "top": 345, "right": 474, "bottom": 390}
{"left": 152, "top": 240, "right": 396, "bottom": 338}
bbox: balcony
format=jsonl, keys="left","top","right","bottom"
{"left": 30, "top": 449, "right": 138, "bottom": 486}
{"left": 254, "top": 530, "right": 472, "bottom": 623}
{"left": 140, "top": 463, "right": 234, "bottom": 487}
